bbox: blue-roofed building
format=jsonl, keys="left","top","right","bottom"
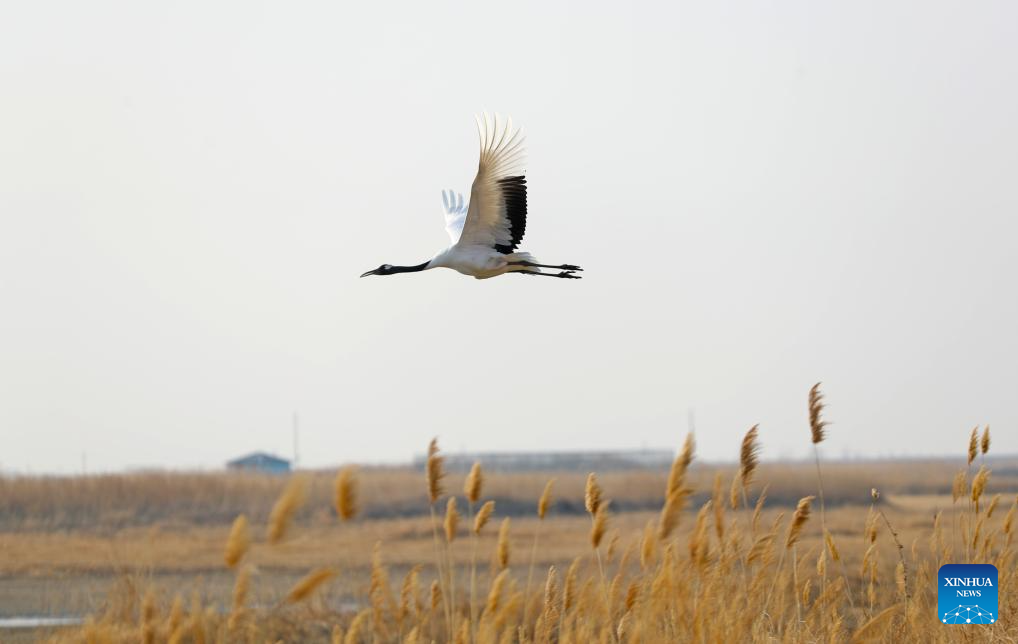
{"left": 226, "top": 452, "right": 291, "bottom": 475}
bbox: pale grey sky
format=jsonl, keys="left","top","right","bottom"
{"left": 1, "top": 1, "right": 1015, "bottom": 473}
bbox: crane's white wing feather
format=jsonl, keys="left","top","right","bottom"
{"left": 441, "top": 189, "right": 468, "bottom": 243}
{"left": 458, "top": 113, "right": 527, "bottom": 252}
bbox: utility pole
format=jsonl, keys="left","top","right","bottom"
{"left": 292, "top": 412, "right": 300, "bottom": 470}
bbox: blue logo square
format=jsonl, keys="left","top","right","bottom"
{"left": 938, "top": 564, "right": 997, "bottom": 624}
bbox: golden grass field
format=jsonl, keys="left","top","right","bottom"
{"left": 0, "top": 391, "right": 1014, "bottom": 643}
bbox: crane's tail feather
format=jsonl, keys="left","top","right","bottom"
{"left": 504, "top": 252, "right": 541, "bottom": 273}
{"left": 505, "top": 253, "right": 583, "bottom": 273}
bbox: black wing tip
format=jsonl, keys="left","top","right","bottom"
{"left": 495, "top": 175, "right": 528, "bottom": 254}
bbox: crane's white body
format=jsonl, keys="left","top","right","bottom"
{"left": 428, "top": 245, "right": 537, "bottom": 280}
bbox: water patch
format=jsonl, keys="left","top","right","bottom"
{"left": 0, "top": 616, "right": 83, "bottom": 629}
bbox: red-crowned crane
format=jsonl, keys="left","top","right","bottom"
{"left": 361, "top": 114, "right": 582, "bottom": 280}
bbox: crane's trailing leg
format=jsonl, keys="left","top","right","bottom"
{"left": 514, "top": 270, "right": 581, "bottom": 279}
{"left": 508, "top": 261, "right": 583, "bottom": 272}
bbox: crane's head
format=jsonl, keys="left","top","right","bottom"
{"left": 360, "top": 263, "right": 395, "bottom": 277}
{"left": 360, "top": 260, "right": 431, "bottom": 277}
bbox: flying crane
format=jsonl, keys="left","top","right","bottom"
{"left": 361, "top": 114, "right": 582, "bottom": 280}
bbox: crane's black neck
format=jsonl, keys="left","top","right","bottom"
{"left": 390, "top": 261, "right": 430, "bottom": 274}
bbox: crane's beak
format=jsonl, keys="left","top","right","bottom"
{"left": 360, "top": 268, "right": 379, "bottom": 278}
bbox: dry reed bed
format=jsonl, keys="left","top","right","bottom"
{"left": 34, "top": 386, "right": 1018, "bottom": 642}
{"left": 5, "top": 459, "right": 1017, "bottom": 531}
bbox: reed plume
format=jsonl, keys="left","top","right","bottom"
{"left": 486, "top": 570, "right": 509, "bottom": 616}
{"left": 659, "top": 432, "right": 695, "bottom": 540}
{"left": 544, "top": 566, "right": 559, "bottom": 613}
{"left": 659, "top": 487, "right": 691, "bottom": 541}
{"left": 591, "top": 502, "right": 610, "bottom": 549}
{"left": 268, "top": 475, "right": 308, "bottom": 544}
{"left": 986, "top": 493, "right": 1001, "bottom": 519}
{"left": 496, "top": 517, "right": 511, "bottom": 570}
{"left": 1004, "top": 501, "right": 1016, "bottom": 548}
{"left": 398, "top": 565, "right": 422, "bottom": 628}
{"left": 465, "top": 462, "right": 483, "bottom": 504}
{"left": 444, "top": 497, "right": 460, "bottom": 542}
{"left": 537, "top": 565, "right": 560, "bottom": 643}
{"left": 968, "top": 427, "right": 978, "bottom": 466}
{"left": 473, "top": 500, "right": 495, "bottom": 534}
{"left": 624, "top": 580, "right": 640, "bottom": 612}
{"left": 334, "top": 467, "right": 358, "bottom": 521}
{"left": 688, "top": 501, "right": 711, "bottom": 567}
{"left": 563, "top": 558, "right": 580, "bottom": 614}
{"left": 952, "top": 470, "right": 967, "bottom": 503}
{"left": 606, "top": 532, "right": 620, "bottom": 563}
{"left": 865, "top": 506, "right": 878, "bottom": 544}
{"left": 971, "top": 465, "right": 990, "bottom": 512}
{"left": 739, "top": 424, "right": 760, "bottom": 494}
{"left": 824, "top": 530, "right": 841, "bottom": 562}
{"left": 228, "top": 565, "right": 251, "bottom": 629}
{"left": 710, "top": 473, "right": 725, "bottom": 541}
{"left": 617, "top": 610, "right": 632, "bottom": 641}
{"left": 640, "top": 519, "right": 657, "bottom": 569}
{"left": 285, "top": 567, "right": 337, "bottom": 604}
{"left": 538, "top": 478, "right": 555, "bottom": 519}
{"left": 786, "top": 496, "right": 814, "bottom": 549}
{"left": 427, "top": 438, "right": 446, "bottom": 504}
{"left": 737, "top": 425, "right": 761, "bottom": 510}
{"left": 729, "top": 472, "right": 742, "bottom": 511}
{"left": 665, "top": 432, "right": 695, "bottom": 498}
{"left": 344, "top": 610, "right": 369, "bottom": 644}
{"left": 584, "top": 473, "right": 602, "bottom": 515}
{"left": 430, "top": 581, "right": 442, "bottom": 613}
{"left": 677, "top": 432, "right": 695, "bottom": 471}
{"left": 981, "top": 425, "right": 990, "bottom": 455}
{"left": 224, "top": 514, "right": 250, "bottom": 568}
{"left": 808, "top": 382, "right": 828, "bottom": 443}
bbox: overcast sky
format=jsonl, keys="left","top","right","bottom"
{"left": 1, "top": 1, "right": 1015, "bottom": 473}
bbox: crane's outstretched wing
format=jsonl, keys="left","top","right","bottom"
{"left": 458, "top": 113, "right": 527, "bottom": 253}
{"left": 441, "top": 189, "right": 468, "bottom": 243}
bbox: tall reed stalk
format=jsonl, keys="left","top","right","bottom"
{"left": 425, "top": 438, "right": 450, "bottom": 638}
{"left": 470, "top": 500, "right": 494, "bottom": 637}
{"left": 463, "top": 461, "right": 483, "bottom": 638}
{"left": 523, "top": 479, "right": 555, "bottom": 633}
